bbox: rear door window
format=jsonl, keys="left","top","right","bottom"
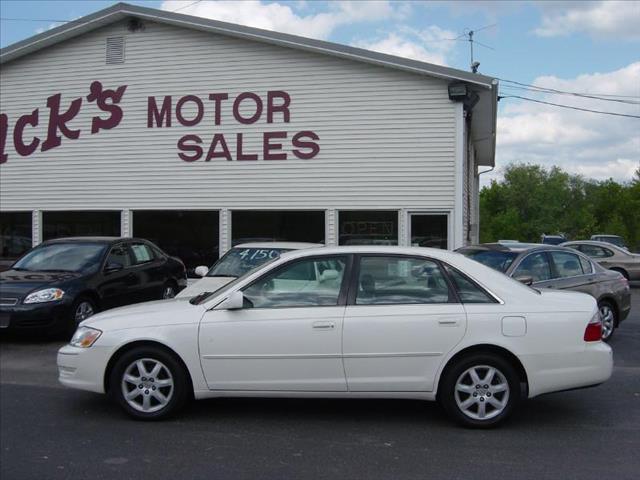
{"left": 513, "top": 253, "right": 551, "bottom": 283}
{"left": 106, "top": 244, "right": 132, "bottom": 268}
{"left": 130, "top": 243, "right": 155, "bottom": 265}
{"left": 549, "top": 251, "right": 585, "bottom": 278}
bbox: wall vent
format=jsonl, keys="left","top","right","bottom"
{"left": 106, "top": 36, "right": 125, "bottom": 65}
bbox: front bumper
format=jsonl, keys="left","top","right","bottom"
{"left": 57, "top": 343, "right": 112, "bottom": 394}
{"left": 0, "top": 300, "right": 73, "bottom": 332}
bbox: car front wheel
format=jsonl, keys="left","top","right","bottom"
{"left": 439, "top": 353, "right": 521, "bottom": 428}
{"left": 109, "top": 346, "right": 190, "bottom": 420}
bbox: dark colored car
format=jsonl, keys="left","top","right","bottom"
{"left": 0, "top": 237, "right": 187, "bottom": 336}
{"left": 541, "top": 234, "right": 567, "bottom": 245}
{"left": 456, "top": 243, "right": 631, "bottom": 341}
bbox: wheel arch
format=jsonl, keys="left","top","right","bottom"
{"left": 75, "top": 290, "right": 102, "bottom": 310}
{"left": 103, "top": 340, "right": 194, "bottom": 396}
{"left": 436, "top": 344, "right": 529, "bottom": 399}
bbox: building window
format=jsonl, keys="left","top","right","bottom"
{"left": 0, "top": 211, "right": 32, "bottom": 261}
{"left": 410, "top": 214, "right": 448, "bottom": 249}
{"left": 231, "top": 211, "right": 325, "bottom": 246}
{"left": 338, "top": 211, "right": 398, "bottom": 245}
{"left": 43, "top": 211, "right": 120, "bottom": 241}
{"left": 133, "top": 210, "right": 219, "bottom": 276}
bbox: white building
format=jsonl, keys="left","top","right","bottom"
{"left": 0, "top": 2, "right": 497, "bottom": 273}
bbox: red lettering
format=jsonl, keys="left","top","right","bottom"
{"left": 233, "top": 93, "right": 262, "bottom": 125}
{"left": 236, "top": 133, "right": 257, "bottom": 161}
{"left": 263, "top": 131, "right": 287, "bottom": 160}
{"left": 147, "top": 96, "right": 172, "bottom": 128}
{"left": 292, "top": 131, "right": 320, "bottom": 160}
{"left": 41, "top": 93, "right": 82, "bottom": 152}
{"left": 0, "top": 114, "right": 8, "bottom": 164}
{"left": 13, "top": 109, "right": 40, "bottom": 156}
{"left": 267, "top": 91, "right": 290, "bottom": 123}
{"left": 208, "top": 93, "right": 228, "bottom": 126}
{"left": 177, "top": 134, "right": 203, "bottom": 162}
{"left": 86, "top": 81, "right": 127, "bottom": 134}
{"left": 176, "top": 95, "right": 204, "bottom": 127}
{"left": 206, "top": 134, "right": 232, "bottom": 161}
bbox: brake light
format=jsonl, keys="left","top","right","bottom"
{"left": 584, "top": 311, "right": 602, "bottom": 342}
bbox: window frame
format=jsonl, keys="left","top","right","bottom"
{"left": 239, "top": 254, "right": 354, "bottom": 310}
{"left": 346, "top": 253, "right": 459, "bottom": 306}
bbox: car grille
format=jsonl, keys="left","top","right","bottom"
{"left": 0, "top": 298, "right": 19, "bottom": 306}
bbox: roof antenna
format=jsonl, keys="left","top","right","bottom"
{"left": 462, "top": 24, "right": 496, "bottom": 73}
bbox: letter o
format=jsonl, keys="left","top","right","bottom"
{"left": 233, "top": 93, "right": 263, "bottom": 125}
{"left": 176, "top": 95, "right": 204, "bottom": 127}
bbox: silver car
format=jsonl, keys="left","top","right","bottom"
{"left": 562, "top": 240, "right": 640, "bottom": 282}
{"left": 457, "top": 243, "right": 631, "bottom": 341}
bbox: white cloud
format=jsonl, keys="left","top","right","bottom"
{"left": 353, "top": 26, "right": 458, "bottom": 65}
{"left": 534, "top": 1, "right": 640, "bottom": 40}
{"left": 161, "top": 1, "right": 396, "bottom": 39}
{"left": 494, "top": 62, "right": 640, "bottom": 184}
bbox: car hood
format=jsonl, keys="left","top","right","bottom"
{"left": 82, "top": 298, "right": 207, "bottom": 331}
{"left": 175, "top": 276, "right": 236, "bottom": 298}
{"left": 0, "top": 269, "right": 82, "bottom": 298}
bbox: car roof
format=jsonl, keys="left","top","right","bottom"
{"left": 459, "top": 242, "right": 546, "bottom": 253}
{"left": 43, "top": 236, "right": 146, "bottom": 245}
{"left": 233, "top": 242, "right": 324, "bottom": 249}
{"left": 590, "top": 234, "right": 622, "bottom": 239}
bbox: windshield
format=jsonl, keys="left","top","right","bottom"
{"left": 458, "top": 249, "right": 518, "bottom": 273}
{"left": 13, "top": 243, "right": 108, "bottom": 273}
{"left": 207, "top": 247, "right": 292, "bottom": 277}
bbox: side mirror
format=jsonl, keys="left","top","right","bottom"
{"left": 194, "top": 266, "right": 209, "bottom": 277}
{"left": 215, "top": 290, "right": 244, "bottom": 310}
{"left": 319, "top": 269, "right": 339, "bottom": 283}
{"left": 515, "top": 275, "right": 534, "bottom": 286}
{"left": 104, "top": 261, "right": 124, "bottom": 274}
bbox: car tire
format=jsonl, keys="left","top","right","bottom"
{"left": 161, "top": 282, "right": 178, "bottom": 300}
{"left": 439, "top": 353, "right": 521, "bottom": 428}
{"left": 109, "top": 346, "right": 190, "bottom": 420}
{"left": 64, "top": 296, "right": 98, "bottom": 338}
{"left": 598, "top": 300, "right": 616, "bottom": 342}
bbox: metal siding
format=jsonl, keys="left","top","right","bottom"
{"left": 0, "top": 21, "right": 456, "bottom": 213}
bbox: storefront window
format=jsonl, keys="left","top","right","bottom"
{"left": 133, "top": 210, "right": 219, "bottom": 276}
{"left": 410, "top": 214, "right": 448, "bottom": 249}
{"left": 231, "top": 211, "right": 325, "bottom": 246}
{"left": 338, "top": 211, "right": 398, "bottom": 245}
{"left": 43, "top": 211, "right": 120, "bottom": 241}
{"left": 0, "top": 212, "right": 32, "bottom": 261}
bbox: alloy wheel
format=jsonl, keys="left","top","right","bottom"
{"left": 121, "top": 358, "right": 174, "bottom": 413}
{"left": 74, "top": 301, "right": 95, "bottom": 323}
{"left": 454, "top": 365, "right": 510, "bottom": 421}
{"left": 163, "top": 286, "right": 176, "bottom": 299}
{"left": 599, "top": 304, "right": 615, "bottom": 340}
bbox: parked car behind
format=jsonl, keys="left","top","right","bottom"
{"left": 456, "top": 243, "right": 631, "bottom": 340}
{"left": 0, "top": 237, "right": 187, "bottom": 336}
{"left": 58, "top": 246, "right": 612, "bottom": 428}
{"left": 177, "top": 242, "right": 323, "bottom": 298}
{"left": 561, "top": 240, "right": 640, "bottom": 281}
{"left": 541, "top": 234, "right": 566, "bottom": 245}
{"left": 590, "top": 234, "right": 628, "bottom": 250}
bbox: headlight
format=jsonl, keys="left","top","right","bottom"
{"left": 24, "top": 288, "right": 65, "bottom": 304}
{"left": 70, "top": 326, "right": 102, "bottom": 348}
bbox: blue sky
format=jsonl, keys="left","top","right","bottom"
{"left": 1, "top": 1, "right": 639, "bottom": 182}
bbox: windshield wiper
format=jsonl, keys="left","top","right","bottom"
{"left": 190, "top": 291, "right": 214, "bottom": 305}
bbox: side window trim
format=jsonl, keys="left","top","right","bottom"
{"left": 240, "top": 254, "right": 354, "bottom": 309}
{"left": 346, "top": 253, "right": 456, "bottom": 306}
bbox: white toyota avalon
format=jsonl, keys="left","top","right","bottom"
{"left": 58, "top": 246, "right": 612, "bottom": 428}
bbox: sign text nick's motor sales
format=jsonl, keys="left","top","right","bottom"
{"left": 0, "top": 81, "right": 320, "bottom": 164}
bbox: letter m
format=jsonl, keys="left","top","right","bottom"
{"left": 147, "top": 96, "right": 172, "bottom": 128}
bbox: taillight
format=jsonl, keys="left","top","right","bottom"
{"left": 584, "top": 311, "right": 602, "bottom": 342}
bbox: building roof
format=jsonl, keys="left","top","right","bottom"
{"left": 0, "top": 2, "right": 497, "bottom": 166}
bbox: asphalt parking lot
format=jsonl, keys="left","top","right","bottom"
{"left": 1, "top": 287, "right": 639, "bottom": 480}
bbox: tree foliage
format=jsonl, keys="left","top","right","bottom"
{"left": 480, "top": 163, "right": 640, "bottom": 251}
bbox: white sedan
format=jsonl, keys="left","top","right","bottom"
{"left": 58, "top": 246, "right": 612, "bottom": 428}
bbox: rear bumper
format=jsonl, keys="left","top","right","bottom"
{"left": 524, "top": 342, "right": 613, "bottom": 398}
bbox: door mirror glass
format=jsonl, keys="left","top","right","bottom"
{"left": 216, "top": 290, "right": 244, "bottom": 310}
{"left": 194, "top": 266, "right": 209, "bottom": 277}
{"left": 104, "top": 261, "right": 124, "bottom": 274}
{"left": 514, "top": 275, "right": 534, "bottom": 286}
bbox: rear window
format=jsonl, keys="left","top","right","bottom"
{"left": 458, "top": 249, "right": 518, "bottom": 273}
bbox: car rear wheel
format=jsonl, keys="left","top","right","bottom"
{"left": 109, "top": 346, "right": 190, "bottom": 420}
{"left": 439, "top": 353, "right": 521, "bottom": 428}
{"left": 598, "top": 301, "right": 616, "bottom": 341}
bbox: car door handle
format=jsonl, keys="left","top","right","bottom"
{"left": 312, "top": 321, "right": 335, "bottom": 330}
{"left": 438, "top": 319, "right": 461, "bottom": 326}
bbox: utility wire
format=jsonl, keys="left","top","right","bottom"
{"left": 499, "top": 78, "right": 640, "bottom": 102}
{"left": 499, "top": 95, "right": 640, "bottom": 119}
{"left": 499, "top": 85, "right": 640, "bottom": 105}
{"left": 172, "top": 0, "right": 203, "bottom": 13}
